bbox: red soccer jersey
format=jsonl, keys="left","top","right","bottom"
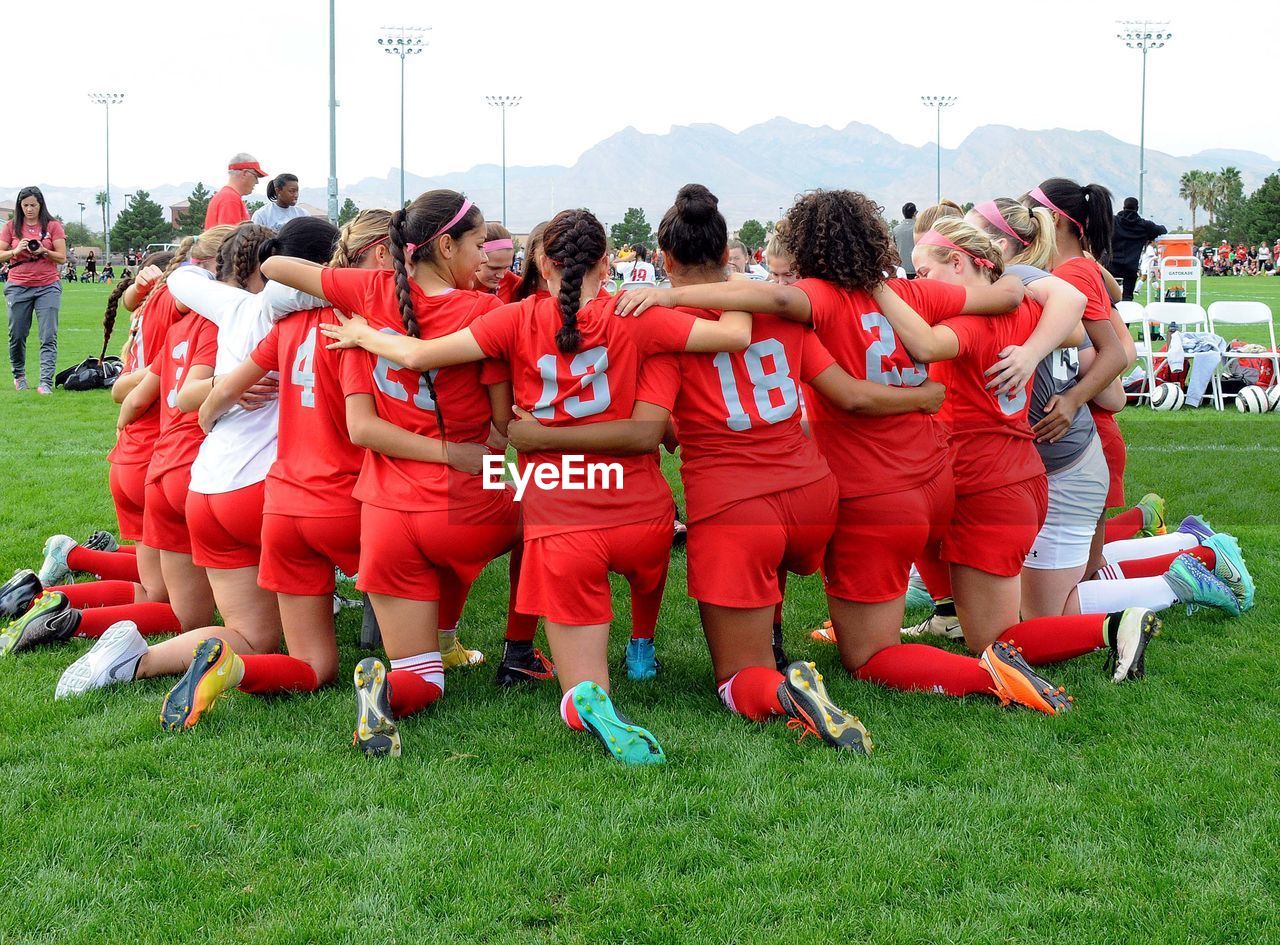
{"left": 638, "top": 309, "right": 834, "bottom": 523}
{"left": 251, "top": 308, "right": 373, "bottom": 517}
{"left": 109, "top": 285, "right": 183, "bottom": 467}
{"left": 495, "top": 269, "right": 522, "bottom": 304}
{"left": 793, "top": 277, "right": 966, "bottom": 499}
{"left": 469, "top": 294, "right": 698, "bottom": 538}
{"left": 145, "top": 314, "right": 219, "bottom": 484}
{"left": 935, "top": 301, "right": 1047, "bottom": 494}
{"left": 322, "top": 268, "right": 501, "bottom": 512}
{"left": 204, "top": 186, "right": 249, "bottom": 228}
{"left": 1052, "top": 257, "right": 1111, "bottom": 322}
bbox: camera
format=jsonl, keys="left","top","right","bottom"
{"left": 25, "top": 239, "right": 40, "bottom": 253}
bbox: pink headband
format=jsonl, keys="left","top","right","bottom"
{"left": 483, "top": 238, "right": 513, "bottom": 252}
{"left": 405, "top": 198, "right": 474, "bottom": 260}
{"left": 918, "top": 229, "right": 995, "bottom": 269}
{"left": 973, "top": 200, "right": 1028, "bottom": 247}
{"left": 1028, "top": 186, "right": 1085, "bottom": 239}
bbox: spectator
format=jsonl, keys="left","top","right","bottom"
{"left": 205, "top": 152, "right": 267, "bottom": 228}
{"left": 727, "top": 239, "right": 768, "bottom": 279}
{"left": 615, "top": 244, "right": 656, "bottom": 284}
{"left": 85, "top": 250, "right": 97, "bottom": 282}
{"left": 252, "top": 172, "right": 308, "bottom": 230}
{"left": 892, "top": 202, "right": 917, "bottom": 278}
{"left": 1108, "top": 196, "right": 1166, "bottom": 301}
{"left": 0, "top": 186, "right": 67, "bottom": 394}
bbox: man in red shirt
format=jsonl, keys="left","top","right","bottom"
{"left": 204, "top": 154, "right": 267, "bottom": 228}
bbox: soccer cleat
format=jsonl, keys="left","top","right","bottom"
{"left": 1105, "top": 608, "right": 1161, "bottom": 683}
{"left": 772, "top": 624, "right": 789, "bottom": 672}
{"left": 160, "top": 638, "right": 241, "bottom": 732}
{"left": 0, "top": 592, "right": 80, "bottom": 656}
{"left": 1164, "top": 554, "right": 1241, "bottom": 617}
{"left": 0, "top": 569, "right": 42, "bottom": 621}
{"left": 331, "top": 591, "right": 362, "bottom": 616}
{"left": 37, "top": 535, "right": 78, "bottom": 586}
{"left": 353, "top": 657, "right": 400, "bottom": 758}
{"left": 979, "top": 641, "right": 1074, "bottom": 715}
{"left": 809, "top": 619, "right": 837, "bottom": 645}
{"left": 439, "top": 629, "right": 485, "bottom": 670}
{"left": 494, "top": 641, "right": 555, "bottom": 686}
{"left": 570, "top": 681, "right": 666, "bottom": 765}
{"left": 905, "top": 583, "right": 934, "bottom": 611}
{"left": 777, "top": 660, "right": 873, "bottom": 754}
{"left": 901, "top": 612, "right": 964, "bottom": 641}
{"left": 1136, "top": 493, "right": 1167, "bottom": 537}
{"left": 1176, "top": 515, "right": 1216, "bottom": 544}
{"left": 82, "top": 530, "right": 120, "bottom": 553}
{"left": 56, "top": 620, "right": 147, "bottom": 699}
{"left": 1202, "top": 533, "right": 1254, "bottom": 612}
{"left": 624, "top": 637, "right": 660, "bottom": 680}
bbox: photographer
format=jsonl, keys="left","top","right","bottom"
{"left": 1, "top": 186, "right": 66, "bottom": 394}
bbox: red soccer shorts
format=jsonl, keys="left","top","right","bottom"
{"left": 142, "top": 465, "right": 194, "bottom": 555}
{"left": 941, "top": 476, "right": 1049, "bottom": 577}
{"left": 823, "top": 468, "right": 955, "bottom": 604}
{"left": 109, "top": 461, "right": 148, "bottom": 541}
{"left": 517, "top": 513, "right": 673, "bottom": 626}
{"left": 186, "top": 481, "right": 266, "bottom": 570}
{"left": 259, "top": 511, "right": 361, "bottom": 596}
{"left": 1093, "top": 409, "right": 1126, "bottom": 507}
{"left": 687, "top": 475, "right": 838, "bottom": 609}
{"left": 356, "top": 489, "right": 520, "bottom": 602}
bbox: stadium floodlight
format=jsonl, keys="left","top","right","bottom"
{"left": 378, "top": 26, "right": 429, "bottom": 209}
{"left": 88, "top": 92, "right": 125, "bottom": 264}
{"left": 485, "top": 96, "right": 522, "bottom": 226}
{"left": 1116, "top": 20, "right": 1172, "bottom": 212}
{"left": 921, "top": 96, "right": 957, "bottom": 204}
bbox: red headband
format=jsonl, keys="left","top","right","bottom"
{"left": 1028, "top": 186, "right": 1085, "bottom": 239}
{"left": 918, "top": 229, "right": 996, "bottom": 269}
{"left": 973, "top": 200, "right": 1029, "bottom": 247}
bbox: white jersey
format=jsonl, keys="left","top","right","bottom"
{"left": 167, "top": 267, "right": 325, "bottom": 495}
{"left": 615, "top": 259, "right": 656, "bottom": 284}
{"left": 251, "top": 202, "right": 309, "bottom": 231}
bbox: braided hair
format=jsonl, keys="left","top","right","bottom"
{"left": 217, "top": 223, "right": 275, "bottom": 288}
{"left": 543, "top": 209, "right": 607, "bottom": 353}
{"left": 103, "top": 250, "right": 173, "bottom": 361}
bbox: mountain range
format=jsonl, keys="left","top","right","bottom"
{"left": 9, "top": 118, "right": 1278, "bottom": 235}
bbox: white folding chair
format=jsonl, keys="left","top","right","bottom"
{"left": 1140, "top": 302, "right": 1212, "bottom": 407}
{"left": 1208, "top": 301, "right": 1278, "bottom": 408}
{"left": 1116, "top": 301, "right": 1149, "bottom": 402}
{"left": 617, "top": 280, "right": 657, "bottom": 293}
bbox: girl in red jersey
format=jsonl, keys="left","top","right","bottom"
{"left": 475, "top": 222, "right": 521, "bottom": 302}
{"left": 616, "top": 190, "right": 1092, "bottom": 714}
{"left": 260, "top": 190, "right": 541, "bottom": 757}
{"left": 319, "top": 207, "right": 757, "bottom": 764}
{"left": 508, "top": 185, "right": 947, "bottom": 752}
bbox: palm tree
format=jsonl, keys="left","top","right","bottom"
{"left": 1203, "top": 171, "right": 1221, "bottom": 224}
{"left": 94, "top": 191, "right": 108, "bottom": 236}
{"left": 1179, "top": 170, "right": 1207, "bottom": 234}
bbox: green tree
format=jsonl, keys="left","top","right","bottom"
{"left": 62, "top": 221, "right": 103, "bottom": 250}
{"left": 1237, "top": 171, "right": 1280, "bottom": 244}
{"left": 737, "top": 219, "right": 767, "bottom": 251}
{"left": 1210, "top": 167, "right": 1248, "bottom": 241}
{"left": 111, "top": 191, "right": 174, "bottom": 252}
{"left": 247, "top": 200, "right": 265, "bottom": 215}
{"left": 94, "top": 191, "right": 108, "bottom": 235}
{"left": 338, "top": 197, "right": 360, "bottom": 226}
{"left": 1179, "top": 169, "right": 1210, "bottom": 234}
{"left": 178, "top": 182, "right": 213, "bottom": 237}
{"left": 609, "top": 207, "right": 653, "bottom": 250}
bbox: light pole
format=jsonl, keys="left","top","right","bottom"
{"left": 921, "top": 96, "right": 957, "bottom": 204}
{"left": 378, "top": 26, "right": 428, "bottom": 209}
{"left": 89, "top": 91, "right": 124, "bottom": 264}
{"left": 328, "top": 0, "right": 339, "bottom": 224}
{"left": 1116, "top": 20, "right": 1171, "bottom": 212}
{"left": 78, "top": 202, "right": 85, "bottom": 228}
{"left": 485, "top": 96, "right": 522, "bottom": 225}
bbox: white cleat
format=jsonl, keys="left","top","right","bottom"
{"left": 901, "top": 612, "right": 963, "bottom": 641}
{"left": 55, "top": 621, "right": 148, "bottom": 699}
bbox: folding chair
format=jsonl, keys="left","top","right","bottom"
{"left": 617, "top": 280, "right": 657, "bottom": 293}
{"left": 1139, "top": 302, "right": 1212, "bottom": 408}
{"left": 1116, "top": 301, "right": 1149, "bottom": 403}
{"left": 1208, "top": 301, "right": 1278, "bottom": 408}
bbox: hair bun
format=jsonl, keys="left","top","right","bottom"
{"left": 675, "top": 184, "right": 719, "bottom": 224}
{"left": 257, "top": 237, "right": 282, "bottom": 264}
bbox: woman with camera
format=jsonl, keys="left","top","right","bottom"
{"left": 1, "top": 186, "right": 67, "bottom": 393}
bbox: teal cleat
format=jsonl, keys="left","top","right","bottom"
{"left": 1164, "top": 554, "right": 1241, "bottom": 617}
{"left": 1202, "top": 534, "right": 1254, "bottom": 612}
{"left": 570, "top": 681, "right": 666, "bottom": 765}
{"left": 624, "top": 637, "right": 660, "bottom": 681}
{"left": 37, "top": 535, "right": 77, "bottom": 586}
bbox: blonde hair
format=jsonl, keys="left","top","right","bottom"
{"left": 122, "top": 225, "right": 234, "bottom": 358}
{"left": 972, "top": 197, "right": 1056, "bottom": 270}
{"left": 914, "top": 199, "right": 964, "bottom": 236}
{"left": 919, "top": 218, "right": 1005, "bottom": 282}
{"left": 765, "top": 220, "right": 792, "bottom": 260}
{"left": 330, "top": 209, "right": 393, "bottom": 268}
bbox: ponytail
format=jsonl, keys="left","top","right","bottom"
{"left": 1027, "top": 178, "right": 1114, "bottom": 264}
{"left": 266, "top": 172, "right": 298, "bottom": 205}
{"left": 543, "top": 209, "right": 607, "bottom": 353}
{"left": 515, "top": 221, "right": 549, "bottom": 301}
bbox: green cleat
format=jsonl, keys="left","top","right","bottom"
{"left": 1202, "top": 534, "right": 1254, "bottom": 612}
{"left": 1137, "top": 493, "right": 1167, "bottom": 536}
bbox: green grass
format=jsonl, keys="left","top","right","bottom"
{"left": 1, "top": 280, "right": 1279, "bottom": 944}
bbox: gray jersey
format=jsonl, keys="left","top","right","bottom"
{"left": 1008, "top": 265, "right": 1097, "bottom": 474}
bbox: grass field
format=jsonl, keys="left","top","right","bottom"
{"left": 1, "top": 279, "right": 1278, "bottom": 944}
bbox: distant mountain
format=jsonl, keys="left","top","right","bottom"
{"left": 10, "top": 119, "right": 1277, "bottom": 235}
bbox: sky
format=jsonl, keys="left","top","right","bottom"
{"left": 6, "top": 0, "right": 1276, "bottom": 193}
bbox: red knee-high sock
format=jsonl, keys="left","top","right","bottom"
{"left": 1105, "top": 507, "right": 1145, "bottom": 543}
{"left": 238, "top": 654, "right": 320, "bottom": 694}
{"left": 75, "top": 602, "right": 182, "bottom": 638}
{"left": 117, "top": 545, "right": 138, "bottom": 556}
{"left": 716, "top": 665, "right": 786, "bottom": 721}
{"left": 437, "top": 573, "right": 471, "bottom": 632}
{"left": 1109, "top": 545, "right": 1215, "bottom": 579}
{"left": 387, "top": 670, "right": 443, "bottom": 718}
{"left": 48, "top": 580, "right": 136, "bottom": 608}
{"left": 998, "top": 614, "right": 1106, "bottom": 665}
{"left": 855, "top": 643, "right": 992, "bottom": 697}
{"left": 65, "top": 546, "right": 140, "bottom": 582}
{"left": 504, "top": 545, "right": 539, "bottom": 643}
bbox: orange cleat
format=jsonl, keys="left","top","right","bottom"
{"left": 979, "top": 641, "right": 1074, "bottom": 716}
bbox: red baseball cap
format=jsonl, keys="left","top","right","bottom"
{"left": 229, "top": 156, "right": 267, "bottom": 178}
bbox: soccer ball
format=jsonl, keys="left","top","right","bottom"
{"left": 1236, "top": 385, "right": 1270, "bottom": 413}
{"left": 1151, "top": 383, "right": 1185, "bottom": 411}
{"left": 1267, "top": 384, "right": 1280, "bottom": 412}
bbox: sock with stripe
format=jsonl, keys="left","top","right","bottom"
{"left": 387, "top": 651, "right": 444, "bottom": 718}
{"left": 1102, "top": 532, "right": 1197, "bottom": 567}
{"left": 997, "top": 614, "right": 1107, "bottom": 665}
{"left": 74, "top": 602, "right": 182, "bottom": 638}
{"left": 1097, "top": 545, "right": 1215, "bottom": 580}
{"left": 854, "top": 643, "right": 993, "bottom": 697}
{"left": 48, "top": 580, "right": 137, "bottom": 609}
{"left": 238, "top": 654, "right": 320, "bottom": 694}
{"left": 1076, "top": 577, "right": 1177, "bottom": 615}
{"left": 716, "top": 665, "right": 786, "bottom": 721}
{"left": 560, "top": 688, "right": 586, "bottom": 731}
{"left": 1104, "top": 506, "right": 1146, "bottom": 543}
{"left": 65, "top": 546, "right": 141, "bottom": 582}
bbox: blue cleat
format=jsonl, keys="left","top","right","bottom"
{"left": 1202, "top": 534, "right": 1254, "bottom": 612}
{"left": 624, "top": 637, "right": 660, "bottom": 680}
{"left": 1176, "top": 515, "right": 1216, "bottom": 544}
{"left": 37, "top": 535, "right": 77, "bottom": 586}
{"left": 570, "top": 681, "right": 665, "bottom": 765}
{"left": 1164, "top": 554, "right": 1241, "bottom": 617}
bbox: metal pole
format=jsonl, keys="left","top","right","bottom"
{"left": 328, "top": 0, "right": 338, "bottom": 224}
{"left": 1116, "top": 21, "right": 1170, "bottom": 214}
{"left": 1139, "top": 44, "right": 1148, "bottom": 212}
{"left": 105, "top": 102, "right": 112, "bottom": 265}
{"left": 935, "top": 106, "right": 942, "bottom": 204}
{"left": 399, "top": 55, "right": 406, "bottom": 209}
{"left": 500, "top": 105, "right": 507, "bottom": 225}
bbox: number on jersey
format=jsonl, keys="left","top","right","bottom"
{"left": 1050, "top": 347, "right": 1079, "bottom": 391}
{"left": 711, "top": 338, "right": 799, "bottom": 431}
{"left": 166, "top": 339, "right": 190, "bottom": 410}
{"left": 372, "top": 327, "right": 439, "bottom": 411}
{"left": 292, "top": 328, "right": 317, "bottom": 408}
{"left": 532, "top": 346, "right": 612, "bottom": 419}
{"left": 862, "top": 312, "right": 927, "bottom": 387}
